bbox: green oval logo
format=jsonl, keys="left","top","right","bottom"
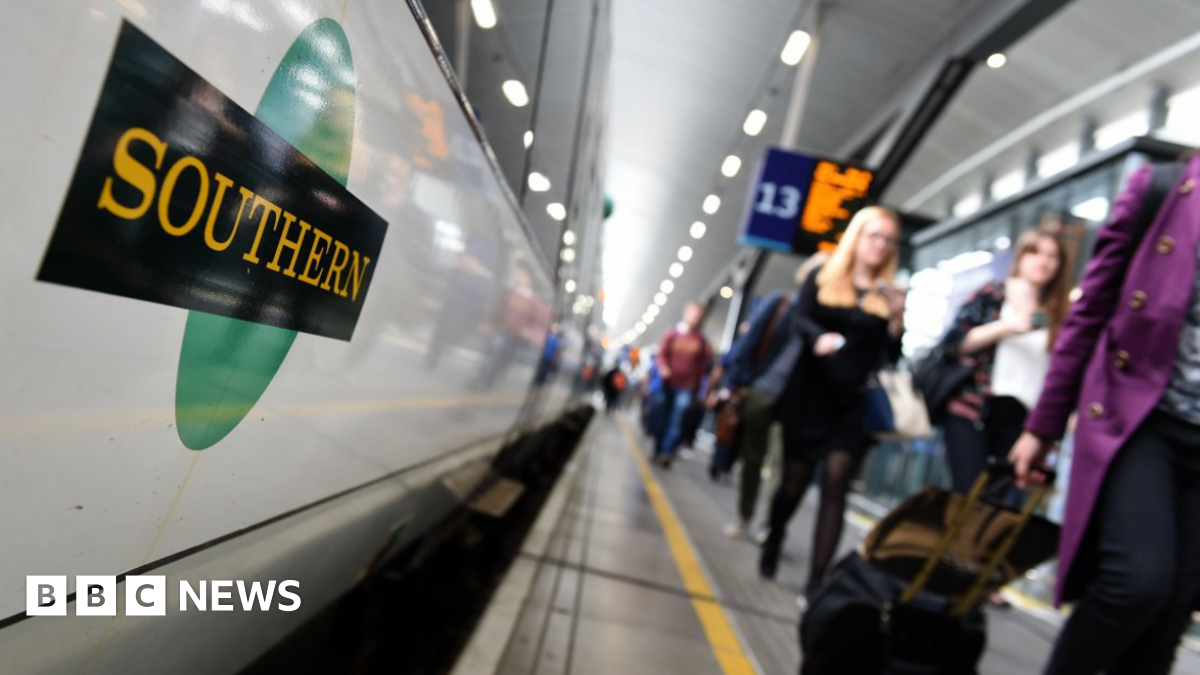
{"left": 176, "top": 19, "right": 357, "bottom": 450}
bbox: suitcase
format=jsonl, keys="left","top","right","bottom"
{"left": 800, "top": 463, "right": 1059, "bottom": 674}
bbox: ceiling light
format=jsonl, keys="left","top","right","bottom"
{"left": 669, "top": 262, "right": 684, "bottom": 278}
{"left": 547, "top": 202, "right": 566, "bottom": 221}
{"left": 524, "top": 130, "right": 533, "bottom": 148}
{"left": 564, "top": 279, "right": 576, "bottom": 292}
{"left": 471, "top": 0, "right": 497, "bottom": 28}
{"left": 986, "top": 53, "right": 1007, "bottom": 69}
{"left": 654, "top": 292, "right": 667, "bottom": 306}
{"left": 677, "top": 245, "right": 692, "bottom": 262}
{"left": 743, "top": 109, "right": 767, "bottom": 136}
{"left": 703, "top": 195, "right": 720, "bottom": 214}
{"left": 721, "top": 155, "right": 742, "bottom": 178}
{"left": 719, "top": 285, "right": 734, "bottom": 299}
{"left": 502, "top": 80, "right": 529, "bottom": 107}
{"left": 561, "top": 247, "right": 575, "bottom": 262}
{"left": 647, "top": 305, "right": 659, "bottom": 316}
{"left": 781, "top": 30, "right": 812, "bottom": 66}
{"left": 527, "top": 172, "right": 550, "bottom": 192}
{"left": 690, "top": 221, "right": 706, "bottom": 239}
{"left": 563, "top": 230, "right": 576, "bottom": 245}
{"left": 635, "top": 322, "right": 646, "bottom": 333}
{"left": 661, "top": 280, "right": 674, "bottom": 294}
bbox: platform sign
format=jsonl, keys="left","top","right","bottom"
{"left": 739, "top": 147, "right": 874, "bottom": 255}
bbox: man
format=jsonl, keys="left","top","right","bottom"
{"left": 720, "top": 257, "right": 825, "bottom": 538}
{"left": 654, "top": 302, "right": 712, "bottom": 467}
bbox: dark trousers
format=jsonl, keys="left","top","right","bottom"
{"left": 944, "top": 396, "right": 1027, "bottom": 493}
{"left": 1045, "top": 410, "right": 1200, "bottom": 675}
{"left": 737, "top": 389, "right": 775, "bottom": 522}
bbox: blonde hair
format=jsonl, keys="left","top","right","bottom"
{"left": 815, "top": 206, "right": 900, "bottom": 319}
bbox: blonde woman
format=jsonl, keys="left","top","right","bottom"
{"left": 759, "top": 206, "right": 906, "bottom": 599}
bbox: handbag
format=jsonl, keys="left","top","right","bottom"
{"left": 715, "top": 397, "right": 740, "bottom": 446}
{"left": 864, "top": 370, "right": 933, "bottom": 441}
{"left": 912, "top": 342, "right": 974, "bottom": 425}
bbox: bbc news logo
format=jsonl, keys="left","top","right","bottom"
{"left": 27, "top": 576, "right": 301, "bottom": 616}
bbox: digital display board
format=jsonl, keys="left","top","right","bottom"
{"left": 739, "top": 147, "right": 874, "bottom": 255}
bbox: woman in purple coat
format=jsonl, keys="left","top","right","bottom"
{"left": 1011, "top": 158, "right": 1200, "bottom": 674}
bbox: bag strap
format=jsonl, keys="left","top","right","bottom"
{"left": 754, "top": 295, "right": 790, "bottom": 366}
{"left": 1136, "top": 162, "right": 1184, "bottom": 243}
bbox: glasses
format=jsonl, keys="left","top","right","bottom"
{"left": 864, "top": 232, "right": 899, "bottom": 248}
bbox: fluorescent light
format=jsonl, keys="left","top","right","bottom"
{"left": 744, "top": 109, "right": 767, "bottom": 136}
{"left": 564, "top": 279, "right": 576, "bottom": 292}
{"left": 721, "top": 155, "right": 742, "bottom": 178}
{"left": 669, "top": 262, "right": 684, "bottom": 278}
{"left": 690, "top": 221, "right": 706, "bottom": 239}
{"left": 1071, "top": 196, "right": 1111, "bottom": 222}
{"left": 677, "top": 245, "right": 693, "bottom": 262}
{"left": 986, "top": 53, "right": 1007, "bottom": 69}
{"left": 661, "top": 280, "right": 674, "bottom": 294}
{"left": 528, "top": 172, "right": 551, "bottom": 192}
{"left": 524, "top": 130, "right": 534, "bottom": 148}
{"left": 563, "top": 230, "right": 576, "bottom": 245}
{"left": 781, "top": 30, "right": 812, "bottom": 66}
{"left": 547, "top": 202, "right": 566, "bottom": 221}
{"left": 471, "top": 0, "right": 497, "bottom": 28}
{"left": 703, "top": 195, "right": 720, "bottom": 214}
{"left": 561, "top": 247, "right": 576, "bottom": 262}
{"left": 502, "top": 80, "right": 529, "bottom": 107}
{"left": 720, "top": 286, "right": 734, "bottom": 299}
{"left": 654, "top": 292, "right": 667, "bottom": 306}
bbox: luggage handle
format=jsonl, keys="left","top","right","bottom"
{"left": 897, "top": 458, "right": 1055, "bottom": 609}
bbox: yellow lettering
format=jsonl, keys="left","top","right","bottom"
{"left": 322, "top": 241, "right": 351, "bottom": 295}
{"left": 242, "top": 195, "right": 281, "bottom": 265}
{"left": 97, "top": 127, "right": 166, "bottom": 220}
{"left": 201, "top": 173, "right": 239, "bottom": 251}
{"left": 158, "top": 156, "right": 210, "bottom": 237}
{"left": 298, "top": 227, "right": 332, "bottom": 287}
{"left": 348, "top": 251, "right": 371, "bottom": 302}
{"left": 267, "top": 212, "right": 309, "bottom": 277}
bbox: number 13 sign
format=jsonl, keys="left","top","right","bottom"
{"left": 739, "top": 147, "right": 874, "bottom": 256}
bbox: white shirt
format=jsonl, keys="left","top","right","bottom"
{"left": 991, "top": 303, "right": 1051, "bottom": 411}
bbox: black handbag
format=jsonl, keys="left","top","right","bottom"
{"left": 912, "top": 343, "right": 973, "bottom": 425}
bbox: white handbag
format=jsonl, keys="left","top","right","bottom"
{"left": 868, "top": 370, "right": 934, "bottom": 441}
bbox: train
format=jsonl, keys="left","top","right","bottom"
{"left": 0, "top": 1, "right": 605, "bottom": 672}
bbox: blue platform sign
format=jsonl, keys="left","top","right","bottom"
{"left": 739, "top": 147, "right": 874, "bottom": 255}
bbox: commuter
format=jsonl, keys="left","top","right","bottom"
{"left": 654, "top": 302, "right": 713, "bottom": 468}
{"left": 601, "top": 364, "right": 627, "bottom": 413}
{"left": 758, "top": 206, "right": 906, "bottom": 601}
{"left": 1011, "top": 160, "right": 1200, "bottom": 674}
{"left": 721, "top": 256, "right": 827, "bottom": 539}
{"left": 942, "top": 229, "right": 1070, "bottom": 493}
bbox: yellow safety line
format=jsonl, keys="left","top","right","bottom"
{"left": 617, "top": 420, "right": 757, "bottom": 675}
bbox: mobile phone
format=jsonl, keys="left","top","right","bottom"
{"left": 1031, "top": 311, "right": 1048, "bottom": 328}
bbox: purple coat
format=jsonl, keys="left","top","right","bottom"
{"left": 1026, "top": 157, "right": 1200, "bottom": 606}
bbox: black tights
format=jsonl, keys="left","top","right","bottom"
{"left": 764, "top": 449, "right": 862, "bottom": 592}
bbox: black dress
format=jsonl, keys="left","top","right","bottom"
{"left": 777, "top": 267, "right": 901, "bottom": 460}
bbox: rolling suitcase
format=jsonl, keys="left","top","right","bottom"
{"left": 800, "top": 463, "right": 1059, "bottom": 675}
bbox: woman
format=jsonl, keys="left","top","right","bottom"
{"left": 942, "top": 229, "right": 1070, "bottom": 494}
{"left": 759, "top": 206, "right": 906, "bottom": 596}
{"left": 1010, "top": 160, "right": 1200, "bottom": 674}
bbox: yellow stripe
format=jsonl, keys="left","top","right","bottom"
{"left": 617, "top": 420, "right": 757, "bottom": 675}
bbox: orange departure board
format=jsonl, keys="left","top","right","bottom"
{"left": 740, "top": 148, "right": 875, "bottom": 255}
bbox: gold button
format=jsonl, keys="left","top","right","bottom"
{"left": 1088, "top": 403, "right": 1104, "bottom": 419}
{"left": 1130, "top": 290, "right": 1147, "bottom": 309}
{"left": 1182, "top": 179, "right": 1195, "bottom": 195}
{"left": 1157, "top": 236, "right": 1175, "bottom": 254}
{"left": 1115, "top": 350, "right": 1129, "bottom": 369}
